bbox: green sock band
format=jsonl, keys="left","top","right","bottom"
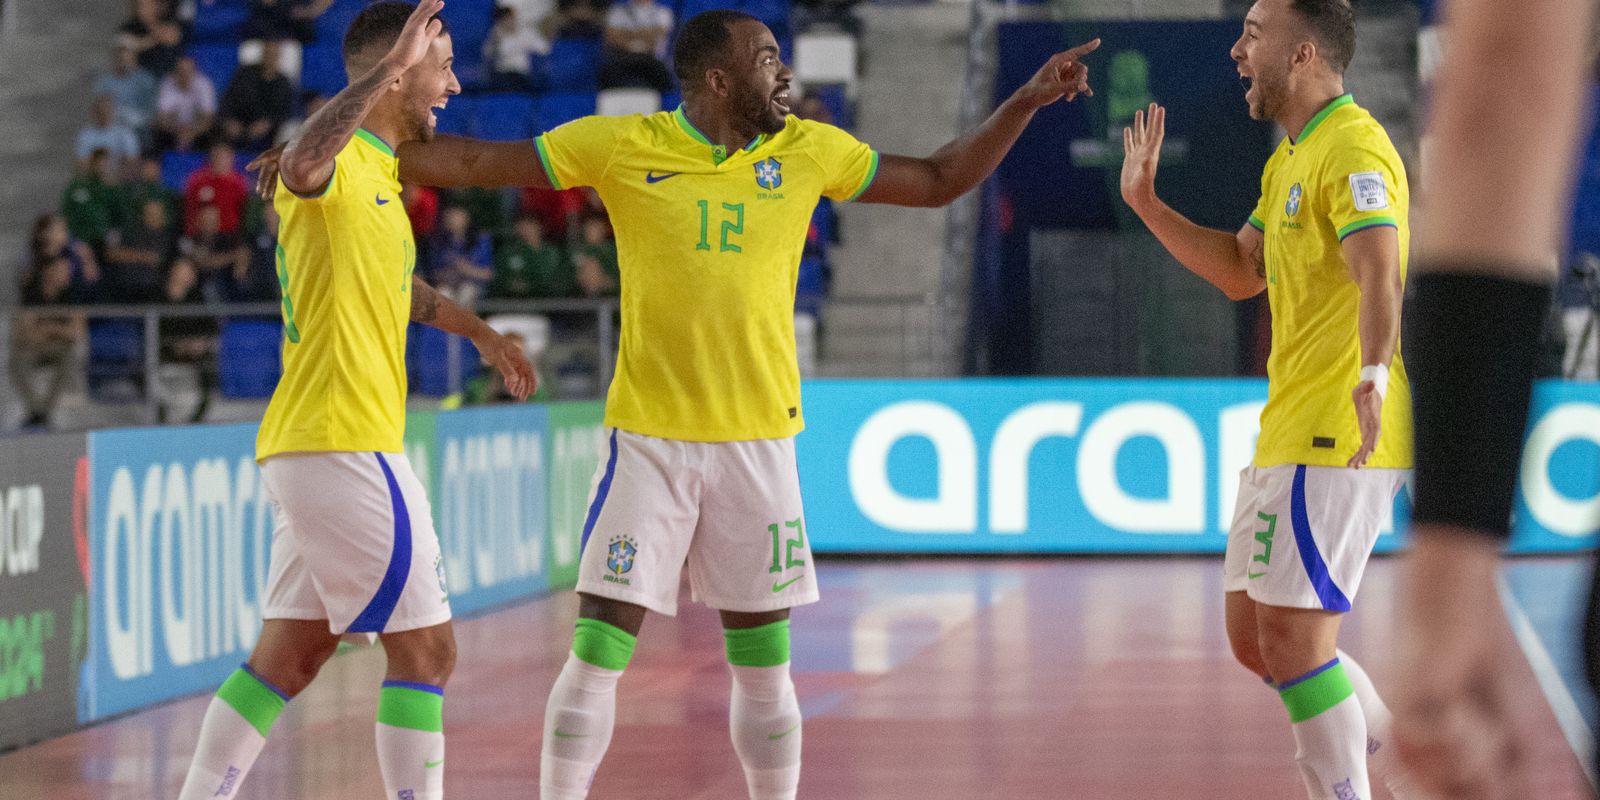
{"left": 724, "top": 620, "right": 791, "bottom": 668}
{"left": 217, "top": 667, "right": 288, "bottom": 738}
{"left": 572, "top": 618, "right": 637, "bottom": 671}
{"left": 377, "top": 682, "right": 445, "bottom": 732}
{"left": 1279, "top": 660, "right": 1355, "bottom": 724}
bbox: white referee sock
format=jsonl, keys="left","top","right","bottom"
{"left": 1338, "top": 650, "right": 1418, "bottom": 798}
{"left": 179, "top": 666, "right": 288, "bottom": 800}
{"left": 541, "top": 620, "right": 635, "bottom": 800}
{"left": 1280, "top": 658, "right": 1370, "bottom": 800}
{"left": 729, "top": 663, "right": 803, "bottom": 800}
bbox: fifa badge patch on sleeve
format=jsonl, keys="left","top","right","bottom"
{"left": 1349, "top": 172, "right": 1389, "bottom": 211}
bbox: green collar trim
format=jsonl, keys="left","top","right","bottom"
{"left": 673, "top": 105, "right": 766, "bottom": 165}
{"left": 355, "top": 128, "right": 396, "bottom": 158}
{"left": 1293, "top": 94, "right": 1353, "bottom": 145}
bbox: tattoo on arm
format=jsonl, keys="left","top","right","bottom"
{"left": 283, "top": 62, "right": 402, "bottom": 190}
{"left": 1250, "top": 238, "right": 1266, "bottom": 278}
{"left": 411, "top": 276, "right": 440, "bottom": 323}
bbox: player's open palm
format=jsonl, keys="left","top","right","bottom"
{"left": 382, "top": 0, "right": 446, "bottom": 73}
{"left": 1346, "top": 381, "right": 1382, "bottom": 468}
{"left": 478, "top": 332, "right": 538, "bottom": 400}
{"left": 1121, "top": 103, "right": 1165, "bottom": 211}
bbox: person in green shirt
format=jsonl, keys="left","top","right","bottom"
{"left": 122, "top": 155, "right": 182, "bottom": 233}
{"left": 490, "top": 214, "right": 573, "bottom": 298}
{"left": 60, "top": 148, "right": 128, "bottom": 253}
{"left": 573, "top": 213, "right": 618, "bottom": 297}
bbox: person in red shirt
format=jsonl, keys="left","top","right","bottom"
{"left": 183, "top": 141, "right": 250, "bottom": 235}
{"left": 402, "top": 182, "right": 439, "bottom": 236}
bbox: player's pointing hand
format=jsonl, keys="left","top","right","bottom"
{"left": 1018, "top": 39, "right": 1100, "bottom": 109}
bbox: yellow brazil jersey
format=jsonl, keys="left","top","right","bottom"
{"left": 257, "top": 129, "right": 417, "bottom": 460}
{"left": 1247, "top": 95, "right": 1412, "bottom": 469}
{"left": 536, "top": 107, "right": 878, "bottom": 441}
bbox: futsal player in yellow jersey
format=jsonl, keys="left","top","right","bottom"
{"left": 177, "top": 4, "right": 533, "bottom": 800}
{"left": 1121, "top": 1, "right": 1412, "bottom": 798}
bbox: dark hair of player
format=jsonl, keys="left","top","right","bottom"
{"left": 1287, "top": 0, "right": 1355, "bottom": 73}
{"left": 343, "top": 1, "right": 450, "bottom": 72}
{"left": 672, "top": 9, "right": 761, "bottom": 89}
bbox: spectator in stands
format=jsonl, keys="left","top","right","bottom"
{"left": 573, "top": 214, "right": 618, "bottom": 297}
{"left": 485, "top": 5, "right": 550, "bottom": 92}
{"left": 76, "top": 95, "right": 141, "bottom": 174}
{"left": 518, "top": 185, "right": 584, "bottom": 242}
{"left": 275, "top": 91, "right": 327, "bottom": 145}
{"left": 10, "top": 255, "right": 88, "bottom": 429}
{"left": 61, "top": 149, "right": 127, "bottom": 257}
{"left": 600, "top": 0, "right": 674, "bottom": 95}
{"left": 492, "top": 215, "right": 572, "bottom": 299}
{"left": 242, "top": 0, "right": 333, "bottom": 43}
{"left": 29, "top": 213, "right": 101, "bottom": 298}
{"left": 93, "top": 43, "right": 159, "bottom": 135}
{"left": 156, "top": 56, "right": 217, "bottom": 152}
{"left": 227, "top": 202, "right": 282, "bottom": 303}
{"left": 120, "top": 0, "right": 185, "bottom": 75}
{"left": 219, "top": 38, "right": 295, "bottom": 151}
{"left": 179, "top": 204, "right": 245, "bottom": 301}
{"left": 158, "top": 254, "right": 218, "bottom": 422}
{"left": 183, "top": 141, "right": 248, "bottom": 235}
{"left": 104, "top": 197, "right": 176, "bottom": 302}
{"left": 403, "top": 182, "right": 440, "bottom": 237}
{"left": 543, "top": 0, "right": 606, "bottom": 40}
{"left": 124, "top": 155, "right": 182, "bottom": 228}
{"left": 427, "top": 205, "right": 494, "bottom": 308}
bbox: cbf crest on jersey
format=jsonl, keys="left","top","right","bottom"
{"left": 1286, "top": 182, "right": 1303, "bottom": 217}
{"left": 755, "top": 157, "right": 783, "bottom": 190}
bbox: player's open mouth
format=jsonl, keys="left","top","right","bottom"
{"left": 772, "top": 89, "right": 791, "bottom": 115}
{"left": 430, "top": 99, "right": 447, "bottom": 127}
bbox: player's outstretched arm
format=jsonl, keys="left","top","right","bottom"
{"left": 1340, "top": 225, "right": 1401, "bottom": 468}
{"left": 394, "top": 136, "right": 554, "bottom": 189}
{"left": 1120, "top": 103, "right": 1265, "bottom": 300}
{"left": 279, "top": 0, "right": 446, "bottom": 195}
{"left": 410, "top": 276, "right": 537, "bottom": 399}
{"left": 856, "top": 39, "right": 1099, "bottom": 208}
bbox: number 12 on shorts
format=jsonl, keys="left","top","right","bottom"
{"left": 767, "top": 518, "right": 806, "bottom": 575}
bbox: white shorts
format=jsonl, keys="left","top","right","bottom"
{"left": 574, "top": 428, "right": 820, "bottom": 617}
{"left": 1222, "top": 464, "right": 1409, "bottom": 612}
{"left": 261, "top": 452, "right": 452, "bottom": 635}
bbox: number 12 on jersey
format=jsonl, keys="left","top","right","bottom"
{"left": 696, "top": 200, "right": 745, "bottom": 253}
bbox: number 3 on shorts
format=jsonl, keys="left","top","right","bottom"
{"left": 767, "top": 518, "right": 806, "bottom": 574}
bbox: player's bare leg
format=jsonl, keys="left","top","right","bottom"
{"left": 722, "top": 608, "right": 801, "bottom": 800}
{"left": 540, "top": 594, "right": 648, "bottom": 800}
{"left": 374, "top": 622, "right": 458, "bottom": 800}
{"left": 177, "top": 619, "right": 340, "bottom": 799}
{"left": 1226, "top": 590, "right": 1272, "bottom": 680}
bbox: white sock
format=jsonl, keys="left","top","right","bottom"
{"left": 375, "top": 681, "right": 446, "bottom": 800}
{"left": 729, "top": 663, "right": 803, "bottom": 800}
{"left": 1282, "top": 660, "right": 1371, "bottom": 800}
{"left": 179, "top": 667, "right": 286, "bottom": 800}
{"left": 1338, "top": 650, "right": 1417, "bottom": 798}
{"left": 541, "top": 652, "right": 624, "bottom": 800}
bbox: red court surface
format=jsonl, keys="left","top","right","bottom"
{"left": 0, "top": 557, "right": 1590, "bottom": 799}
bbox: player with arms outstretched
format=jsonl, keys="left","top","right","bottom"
{"left": 1120, "top": 1, "right": 1412, "bottom": 798}
{"left": 176, "top": 4, "right": 534, "bottom": 799}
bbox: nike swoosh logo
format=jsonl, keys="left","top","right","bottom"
{"left": 552, "top": 729, "right": 587, "bottom": 738}
{"left": 645, "top": 171, "right": 681, "bottom": 184}
{"left": 424, "top": 759, "right": 444, "bottom": 768}
{"left": 376, "top": 194, "right": 391, "bottom": 205}
{"left": 771, "top": 575, "right": 804, "bottom": 593}
{"left": 1247, "top": 572, "right": 1266, "bottom": 580}
{"left": 768, "top": 723, "right": 800, "bottom": 741}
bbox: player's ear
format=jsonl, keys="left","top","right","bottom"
{"left": 1292, "top": 39, "right": 1317, "bottom": 70}
{"left": 706, "top": 68, "right": 732, "bottom": 99}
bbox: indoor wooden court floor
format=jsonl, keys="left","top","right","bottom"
{"left": 0, "top": 558, "right": 1590, "bottom": 799}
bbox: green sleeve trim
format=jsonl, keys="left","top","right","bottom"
{"left": 217, "top": 668, "right": 288, "bottom": 737}
{"left": 285, "top": 160, "right": 336, "bottom": 200}
{"left": 1247, "top": 214, "right": 1266, "bottom": 232}
{"left": 534, "top": 136, "right": 563, "bottom": 190}
{"left": 1337, "top": 215, "right": 1398, "bottom": 240}
{"left": 572, "top": 617, "right": 637, "bottom": 671}
{"left": 1278, "top": 662, "right": 1355, "bottom": 723}
{"left": 377, "top": 685, "right": 445, "bottom": 733}
{"left": 724, "top": 619, "right": 792, "bottom": 668}
{"left": 847, "top": 151, "right": 880, "bottom": 202}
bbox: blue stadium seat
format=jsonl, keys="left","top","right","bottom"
{"left": 300, "top": 38, "right": 348, "bottom": 96}
{"left": 408, "top": 324, "right": 481, "bottom": 396}
{"left": 442, "top": 0, "right": 495, "bottom": 89}
{"left": 160, "top": 151, "right": 208, "bottom": 192}
{"left": 433, "top": 94, "right": 476, "bottom": 137}
{"left": 544, "top": 37, "right": 602, "bottom": 93}
{"left": 813, "top": 83, "right": 852, "bottom": 129}
{"left": 190, "top": 0, "right": 250, "bottom": 43}
{"left": 472, "top": 93, "right": 536, "bottom": 141}
{"left": 534, "top": 92, "right": 598, "bottom": 132}
{"left": 87, "top": 320, "right": 145, "bottom": 400}
{"left": 217, "top": 321, "right": 283, "bottom": 398}
{"left": 187, "top": 42, "right": 240, "bottom": 95}
{"left": 795, "top": 255, "right": 827, "bottom": 317}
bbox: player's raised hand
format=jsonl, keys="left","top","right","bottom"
{"left": 247, "top": 144, "right": 286, "bottom": 200}
{"left": 380, "top": 0, "right": 447, "bottom": 74}
{"left": 1346, "top": 381, "right": 1382, "bottom": 468}
{"left": 1120, "top": 103, "right": 1165, "bottom": 212}
{"left": 1016, "top": 39, "right": 1100, "bottom": 109}
{"left": 476, "top": 331, "right": 538, "bottom": 400}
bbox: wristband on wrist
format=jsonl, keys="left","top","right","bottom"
{"left": 1358, "top": 363, "right": 1389, "bottom": 400}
